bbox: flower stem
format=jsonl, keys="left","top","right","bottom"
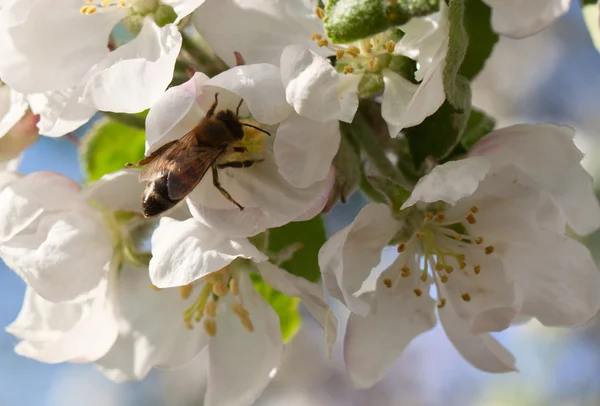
{"left": 181, "top": 31, "right": 228, "bottom": 77}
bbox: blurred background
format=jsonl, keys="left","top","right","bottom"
{"left": 3, "top": 2, "right": 600, "bottom": 405}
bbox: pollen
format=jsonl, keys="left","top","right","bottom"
{"left": 445, "top": 265, "right": 454, "bottom": 274}
{"left": 436, "top": 213, "right": 446, "bottom": 222}
{"left": 385, "top": 40, "right": 396, "bottom": 54}
{"left": 485, "top": 245, "right": 495, "bottom": 255}
{"left": 212, "top": 281, "right": 229, "bottom": 297}
{"left": 420, "top": 273, "right": 427, "bottom": 282}
{"left": 232, "top": 301, "right": 249, "bottom": 318}
{"left": 203, "top": 318, "right": 217, "bottom": 337}
{"left": 229, "top": 279, "right": 239, "bottom": 295}
{"left": 415, "top": 231, "right": 425, "bottom": 239}
{"left": 461, "top": 293, "right": 471, "bottom": 302}
{"left": 241, "top": 316, "right": 254, "bottom": 333}
{"left": 383, "top": 278, "right": 392, "bottom": 288}
{"left": 401, "top": 266, "right": 411, "bottom": 278}
{"left": 317, "top": 39, "right": 329, "bottom": 48}
{"left": 437, "top": 298, "right": 446, "bottom": 308}
{"left": 343, "top": 66, "right": 355, "bottom": 74}
{"left": 397, "top": 242, "right": 406, "bottom": 252}
{"left": 311, "top": 33, "right": 322, "bottom": 41}
{"left": 204, "top": 299, "right": 217, "bottom": 317}
{"left": 459, "top": 261, "right": 467, "bottom": 270}
{"left": 336, "top": 50, "right": 345, "bottom": 60}
{"left": 413, "top": 288, "right": 423, "bottom": 297}
{"left": 315, "top": 7, "right": 325, "bottom": 19}
{"left": 362, "top": 42, "right": 374, "bottom": 53}
{"left": 466, "top": 213, "right": 476, "bottom": 224}
{"left": 474, "top": 265, "right": 481, "bottom": 275}
{"left": 440, "top": 275, "right": 448, "bottom": 283}
{"left": 435, "top": 263, "right": 444, "bottom": 272}
{"left": 80, "top": 5, "right": 97, "bottom": 14}
{"left": 455, "top": 234, "right": 463, "bottom": 241}
{"left": 185, "top": 320, "right": 194, "bottom": 330}
{"left": 367, "top": 57, "right": 379, "bottom": 72}
{"left": 470, "top": 206, "right": 479, "bottom": 213}
{"left": 475, "top": 236, "right": 484, "bottom": 245}
{"left": 426, "top": 212, "right": 434, "bottom": 220}
{"left": 179, "top": 284, "right": 193, "bottom": 300}
{"left": 346, "top": 45, "right": 361, "bottom": 57}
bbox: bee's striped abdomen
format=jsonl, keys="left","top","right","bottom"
{"left": 142, "top": 176, "right": 180, "bottom": 218}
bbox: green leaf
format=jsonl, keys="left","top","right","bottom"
{"left": 252, "top": 275, "right": 302, "bottom": 342}
{"left": 324, "top": 0, "right": 439, "bottom": 43}
{"left": 82, "top": 119, "right": 146, "bottom": 183}
{"left": 266, "top": 216, "right": 326, "bottom": 283}
{"left": 459, "top": 0, "right": 498, "bottom": 80}
{"left": 460, "top": 107, "right": 495, "bottom": 149}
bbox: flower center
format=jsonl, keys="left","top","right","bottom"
{"left": 388, "top": 206, "right": 495, "bottom": 309}
{"left": 217, "top": 119, "right": 269, "bottom": 168}
{"left": 174, "top": 266, "right": 255, "bottom": 337}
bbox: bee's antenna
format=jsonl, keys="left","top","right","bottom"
{"left": 242, "top": 123, "right": 271, "bottom": 136}
{"left": 235, "top": 99, "right": 244, "bottom": 117}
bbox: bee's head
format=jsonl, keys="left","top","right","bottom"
{"left": 216, "top": 110, "right": 244, "bottom": 140}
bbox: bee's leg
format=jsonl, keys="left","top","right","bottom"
{"left": 206, "top": 93, "right": 219, "bottom": 117}
{"left": 211, "top": 164, "right": 244, "bottom": 211}
{"left": 125, "top": 140, "right": 177, "bottom": 167}
{"left": 217, "top": 159, "right": 262, "bottom": 169}
{"left": 235, "top": 99, "right": 244, "bottom": 117}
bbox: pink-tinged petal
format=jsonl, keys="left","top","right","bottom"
{"left": 274, "top": 113, "right": 340, "bottom": 188}
{"left": 205, "top": 272, "right": 282, "bottom": 406}
{"left": 80, "top": 19, "right": 182, "bottom": 114}
{"left": 344, "top": 254, "right": 437, "bottom": 388}
{"left": 439, "top": 303, "right": 517, "bottom": 373}
{"left": 318, "top": 203, "right": 398, "bottom": 316}
{"left": 150, "top": 217, "right": 266, "bottom": 288}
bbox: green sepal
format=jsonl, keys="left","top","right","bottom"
{"left": 459, "top": 107, "right": 495, "bottom": 150}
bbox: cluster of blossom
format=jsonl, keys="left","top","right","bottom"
{"left": 0, "top": 0, "right": 599, "bottom": 405}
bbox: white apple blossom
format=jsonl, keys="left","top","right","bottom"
{"left": 319, "top": 158, "right": 600, "bottom": 388}
{"left": 482, "top": 0, "right": 571, "bottom": 38}
{"left": 0, "top": 0, "right": 183, "bottom": 136}
{"left": 144, "top": 65, "right": 338, "bottom": 237}
{"left": 94, "top": 216, "right": 336, "bottom": 406}
{"left": 193, "top": 0, "right": 448, "bottom": 137}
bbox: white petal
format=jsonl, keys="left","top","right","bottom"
{"left": 344, "top": 255, "right": 437, "bottom": 388}
{"left": 0, "top": 0, "right": 125, "bottom": 93}
{"left": 80, "top": 19, "right": 182, "bottom": 113}
{"left": 381, "top": 68, "right": 419, "bottom": 137}
{"left": 27, "top": 89, "right": 96, "bottom": 137}
{"left": 318, "top": 203, "right": 397, "bottom": 315}
{"left": 187, "top": 147, "right": 333, "bottom": 237}
{"left": 274, "top": 113, "right": 340, "bottom": 188}
{"left": 144, "top": 72, "right": 209, "bottom": 153}
{"left": 205, "top": 64, "right": 292, "bottom": 125}
{"left": 256, "top": 261, "right": 338, "bottom": 355}
{"left": 402, "top": 157, "right": 491, "bottom": 209}
{"left": 193, "top": 0, "right": 328, "bottom": 66}
{"left": 280, "top": 45, "right": 341, "bottom": 122}
{"left": 0, "top": 87, "right": 28, "bottom": 138}
{"left": 470, "top": 124, "right": 600, "bottom": 235}
{"left": 439, "top": 303, "right": 517, "bottom": 373}
{"left": 205, "top": 272, "right": 282, "bottom": 406}
{"left": 81, "top": 169, "right": 145, "bottom": 213}
{"left": 162, "top": 0, "right": 205, "bottom": 23}
{"left": 95, "top": 265, "right": 208, "bottom": 381}
{"left": 482, "top": 0, "right": 570, "bottom": 38}
{"left": 7, "top": 276, "right": 118, "bottom": 363}
{"left": 150, "top": 217, "right": 266, "bottom": 288}
{"left": 0, "top": 172, "right": 112, "bottom": 302}
{"left": 506, "top": 232, "right": 600, "bottom": 327}
{"left": 337, "top": 73, "right": 361, "bottom": 123}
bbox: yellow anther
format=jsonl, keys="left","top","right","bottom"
{"left": 311, "top": 33, "right": 322, "bottom": 41}
{"left": 203, "top": 318, "right": 217, "bottom": 336}
{"left": 426, "top": 212, "right": 434, "bottom": 220}
{"left": 80, "top": 5, "right": 97, "bottom": 14}
{"left": 118, "top": 1, "right": 126, "bottom": 7}
{"left": 367, "top": 57, "right": 379, "bottom": 72}
{"left": 346, "top": 45, "right": 361, "bottom": 57}
{"left": 241, "top": 316, "right": 254, "bottom": 333}
{"left": 459, "top": 261, "right": 467, "bottom": 270}
{"left": 413, "top": 288, "right": 423, "bottom": 297}
{"left": 185, "top": 320, "right": 194, "bottom": 330}
{"left": 84, "top": 0, "right": 93, "bottom": 3}
{"left": 317, "top": 39, "right": 329, "bottom": 47}
{"left": 440, "top": 275, "right": 448, "bottom": 283}
{"left": 470, "top": 206, "right": 479, "bottom": 213}
{"left": 466, "top": 213, "right": 476, "bottom": 224}
{"left": 437, "top": 298, "right": 446, "bottom": 308}
{"left": 475, "top": 236, "right": 484, "bottom": 245}
{"left": 415, "top": 232, "right": 425, "bottom": 239}
{"left": 232, "top": 301, "right": 249, "bottom": 317}
{"left": 420, "top": 273, "right": 427, "bottom": 282}
{"left": 397, "top": 242, "right": 406, "bottom": 253}
{"left": 457, "top": 254, "right": 466, "bottom": 261}
{"left": 435, "top": 263, "right": 444, "bottom": 272}
{"left": 229, "top": 279, "right": 239, "bottom": 295}
{"left": 363, "top": 43, "right": 374, "bottom": 53}
{"left": 383, "top": 278, "right": 392, "bottom": 288}
{"left": 179, "top": 284, "right": 193, "bottom": 300}
{"left": 343, "top": 66, "right": 355, "bottom": 75}
{"left": 401, "top": 266, "right": 411, "bottom": 278}
{"left": 315, "top": 7, "right": 325, "bottom": 19}
{"left": 149, "top": 284, "right": 161, "bottom": 291}
{"left": 101, "top": 0, "right": 112, "bottom": 6}
{"left": 445, "top": 265, "right": 454, "bottom": 274}
{"left": 474, "top": 265, "right": 481, "bottom": 275}
{"left": 485, "top": 245, "right": 495, "bottom": 255}
{"left": 461, "top": 293, "right": 471, "bottom": 302}
{"left": 436, "top": 213, "right": 446, "bottom": 222}
{"left": 385, "top": 40, "right": 396, "bottom": 54}
{"left": 204, "top": 299, "right": 217, "bottom": 318}
{"left": 336, "top": 50, "right": 345, "bottom": 60}
{"left": 212, "top": 281, "right": 229, "bottom": 297}
{"left": 455, "top": 234, "right": 463, "bottom": 241}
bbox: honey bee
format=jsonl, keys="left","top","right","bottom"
{"left": 126, "top": 93, "right": 270, "bottom": 218}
